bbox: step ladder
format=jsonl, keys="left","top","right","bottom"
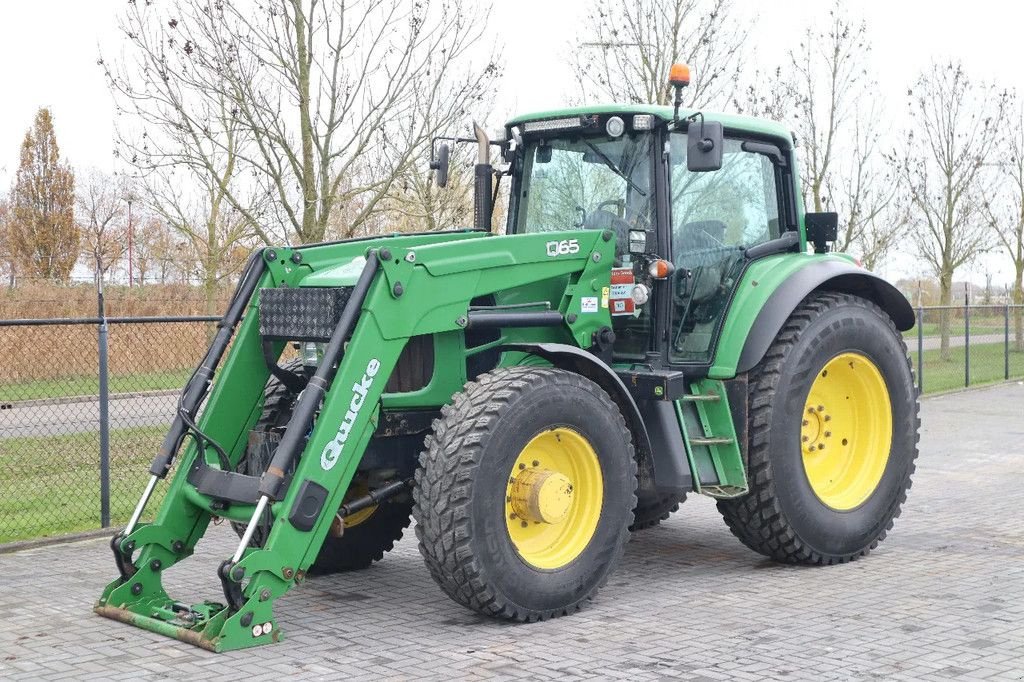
{"left": 675, "top": 379, "right": 747, "bottom": 499}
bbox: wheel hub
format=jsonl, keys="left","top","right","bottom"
{"left": 801, "top": 404, "right": 832, "bottom": 454}
{"left": 510, "top": 469, "right": 574, "bottom": 524}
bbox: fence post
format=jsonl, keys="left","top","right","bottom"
{"left": 917, "top": 307, "right": 924, "bottom": 395}
{"left": 964, "top": 299, "right": 970, "bottom": 388}
{"left": 97, "top": 274, "right": 110, "bottom": 528}
{"left": 1006, "top": 304, "right": 1011, "bottom": 381}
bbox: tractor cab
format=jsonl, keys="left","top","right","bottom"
{"left": 499, "top": 103, "right": 802, "bottom": 369}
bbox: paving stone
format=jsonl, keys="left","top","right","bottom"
{"left": 0, "top": 383, "right": 1022, "bottom": 680}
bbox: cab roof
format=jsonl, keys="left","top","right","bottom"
{"left": 506, "top": 103, "right": 793, "bottom": 145}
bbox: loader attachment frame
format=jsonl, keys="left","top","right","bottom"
{"left": 96, "top": 228, "right": 617, "bottom": 651}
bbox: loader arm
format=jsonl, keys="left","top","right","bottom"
{"left": 96, "top": 229, "right": 616, "bottom": 652}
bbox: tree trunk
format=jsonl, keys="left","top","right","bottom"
{"left": 293, "top": 1, "right": 319, "bottom": 244}
{"left": 1014, "top": 263, "right": 1023, "bottom": 353}
{"left": 938, "top": 271, "right": 952, "bottom": 361}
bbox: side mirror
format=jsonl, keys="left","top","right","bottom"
{"left": 687, "top": 120, "right": 723, "bottom": 172}
{"left": 430, "top": 142, "right": 450, "bottom": 188}
{"left": 805, "top": 212, "right": 839, "bottom": 254}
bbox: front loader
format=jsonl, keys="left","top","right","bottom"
{"left": 97, "top": 65, "right": 919, "bottom": 651}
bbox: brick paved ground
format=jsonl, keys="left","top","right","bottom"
{"left": 1, "top": 382, "right": 1022, "bottom": 680}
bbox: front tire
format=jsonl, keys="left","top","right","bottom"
{"left": 414, "top": 367, "right": 637, "bottom": 621}
{"left": 717, "top": 292, "right": 919, "bottom": 564}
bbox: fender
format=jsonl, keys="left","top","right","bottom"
{"left": 500, "top": 342, "right": 658, "bottom": 492}
{"left": 733, "top": 258, "right": 914, "bottom": 375}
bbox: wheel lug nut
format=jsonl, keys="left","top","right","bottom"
{"left": 801, "top": 435, "right": 809, "bottom": 442}
{"left": 518, "top": 463, "right": 526, "bottom": 470}
{"left": 817, "top": 443, "right": 825, "bottom": 450}
{"left": 509, "top": 513, "right": 516, "bottom": 520}
{"left": 817, "top": 405, "right": 824, "bottom": 412}
{"left": 824, "top": 415, "right": 831, "bottom": 422}
{"left": 521, "top": 521, "right": 528, "bottom": 528}
{"left": 824, "top": 431, "right": 831, "bottom": 437}
{"left": 802, "top": 420, "right": 808, "bottom": 426}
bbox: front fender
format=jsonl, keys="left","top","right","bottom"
{"left": 499, "top": 342, "right": 657, "bottom": 492}
{"left": 710, "top": 254, "right": 914, "bottom": 378}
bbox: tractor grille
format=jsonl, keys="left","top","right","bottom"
{"left": 259, "top": 286, "right": 353, "bottom": 342}
{"left": 259, "top": 285, "right": 432, "bottom": 392}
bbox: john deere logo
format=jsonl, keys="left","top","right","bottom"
{"left": 321, "top": 358, "right": 380, "bottom": 470}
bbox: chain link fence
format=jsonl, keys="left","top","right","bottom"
{"left": 907, "top": 305, "right": 1024, "bottom": 394}
{"left": 0, "top": 316, "right": 216, "bottom": 544}
{"left": 1, "top": 303, "right": 1022, "bottom": 545}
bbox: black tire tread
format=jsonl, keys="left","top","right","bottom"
{"left": 716, "top": 291, "right": 920, "bottom": 565}
{"left": 629, "top": 493, "right": 686, "bottom": 531}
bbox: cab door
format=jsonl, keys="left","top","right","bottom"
{"left": 664, "top": 132, "right": 793, "bottom": 368}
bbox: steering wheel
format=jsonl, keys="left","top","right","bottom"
{"left": 583, "top": 208, "right": 634, "bottom": 259}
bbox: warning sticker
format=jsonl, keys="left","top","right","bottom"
{"left": 601, "top": 287, "right": 610, "bottom": 309}
{"left": 609, "top": 267, "right": 635, "bottom": 316}
{"left": 581, "top": 296, "right": 598, "bottom": 313}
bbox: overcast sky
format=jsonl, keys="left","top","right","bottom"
{"left": 1, "top": 0, "right": 1021, "bottom": 286}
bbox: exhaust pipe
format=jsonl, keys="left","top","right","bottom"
{"left": 473, "top": 122, "right": 492, "bottom": 231}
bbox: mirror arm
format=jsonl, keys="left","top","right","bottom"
{"left": 686, "top": 112, "right": 714, "bottom": 152}
{"left": 740, "top": 140, "right": 788, "bottom": 168}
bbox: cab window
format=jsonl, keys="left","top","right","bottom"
{"left": 510, "top": 132, "right": 655, "bottom": 359}
{"left": 515, "top": 133, "right": 653, "bottom": 260}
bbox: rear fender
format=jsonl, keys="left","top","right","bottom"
{"left": 711, "top": 256, "right": 914, "bottom": 377}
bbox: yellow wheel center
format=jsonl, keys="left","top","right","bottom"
{"left": 505, "top": 428, "right": 603, "bottom": 570}
{"left": 801, "top": 352, "right": 893, "bottom": 511}
{"left": 510, "top": 469, "right": 575, "bottom": 524}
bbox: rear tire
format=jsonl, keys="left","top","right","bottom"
{"left": 717, "top": 292, "right": 919, "bottom": 564}
{"left": 414, "top": 367, "right": 637, "bottom": 621}
{"left": 629, "top": 493, "right": 686, "bottom": 531}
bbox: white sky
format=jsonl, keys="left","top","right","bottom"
{"left": 1, "top": 0, "right": 1021, "bottom": 286}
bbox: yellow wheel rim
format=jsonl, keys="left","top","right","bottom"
{"left": 801, "top": 352, "right": 893, "bottom": 511}
{"left": 343, "top": 482, "right": 377, "bottom": 528}
{"left": 505, "top": 428, "right": 604, "bottom": 570}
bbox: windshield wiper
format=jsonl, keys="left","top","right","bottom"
{"left": 583, "top": 141, "right": 647, "bottom": 197}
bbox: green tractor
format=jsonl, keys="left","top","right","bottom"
{"left": 96, "top": 66, "right": 918, "bottom": 651}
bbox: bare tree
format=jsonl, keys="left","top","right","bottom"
{"left": 786, "top": 9, "right": 871, "bottom": 214}
{"left": 571, "top": 0, "right": 750, "bottom": 109}
{"left": 830, "top": 111, "right": 906, "bottom": 269}
{"left": 733, "top": 65, "right": 794, "bottom": 122}
{"left": 900, "top": 61, "right": 1010, "bottom": 358}
{"left": 983, "top": 102, "right": 1024, "bottom": 351}
{"left": 733, "top": 5, "right": 904, "bottom": 266}
{"left": 77, "top": 168, "right": 127, "bottom": 280}
{"left": 143, "top": 160, "right": 261, "bottom": 314}
{"left": 105, "top": 0, "right": 499, "bottom": 246}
